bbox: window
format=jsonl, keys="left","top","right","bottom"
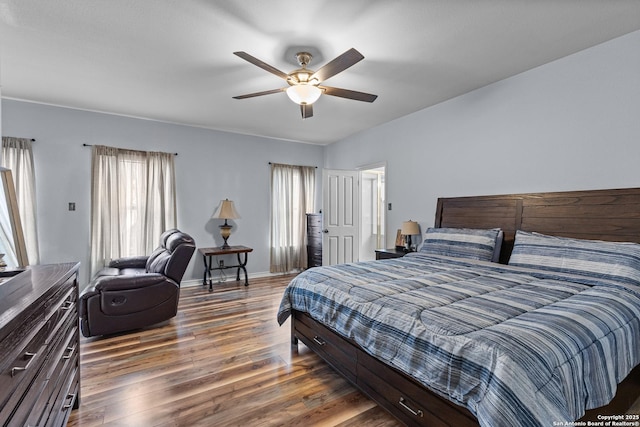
{"left": 89, "top": 145, "right": 176, "bottom": 276}
{"left": 270, "top": 163, "right": 315, "bottom": 272}
{"left": 1, "top": 137, "right": 39, "bottom": 265}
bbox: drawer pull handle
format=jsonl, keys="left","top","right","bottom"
{"left": 312, "top": 336, "right": 326, "bottom": 346}
{"left": 399, "top": 397, "right": 423, "bottom": 418}
{"left": 63, "top": 345, "right": 76, "bottom": 360}
{"left": 11, "top": 352, "right": 37, "bottom": 377}
{"left": 62, "top": 393, "right": 76, "bottom": 410}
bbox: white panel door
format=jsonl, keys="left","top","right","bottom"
{"left": 322, "top": 169, "right": 359, "bottom": 265}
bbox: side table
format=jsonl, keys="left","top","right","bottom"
{"left": 199, "top": 245, "right": 253, "bottom": 291}
{"left": 375, "top": 248, "right": 408, "bottom": 260}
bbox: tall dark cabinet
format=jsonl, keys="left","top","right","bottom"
{"left": 306, "top": 213, "right": 322, "bottom": 268}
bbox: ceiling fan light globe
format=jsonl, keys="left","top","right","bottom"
{"left": 286, "top": 85, "right": 322, "bottom": 105}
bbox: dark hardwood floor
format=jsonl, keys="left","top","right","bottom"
{"left": 67, "top": 275, "right": 401, "bottom": 427}
{"left": 67, "top": 273, "right": 640, "bottom": 426}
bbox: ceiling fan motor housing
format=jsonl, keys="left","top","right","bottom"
{"left": 287, "top": 52, "right": 318, "bottom": 86}
{"left": 295, "top": 52, "right": 313, "bottom": 67}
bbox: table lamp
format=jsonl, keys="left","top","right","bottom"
{"left": 212, "top": 199, "right": 240, "bottom": 248}
{"left": 401, "top": 220, "right": 420, "bottom": 252}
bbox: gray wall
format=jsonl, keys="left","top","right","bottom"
{"left": 325, "top": 29, "right": 640, "bottom": 249}
{"left": 2, "top": 29, "right": 639, "bottom": 281}
{"left": 1, "top": 100, "right": 324, "bottom": 285}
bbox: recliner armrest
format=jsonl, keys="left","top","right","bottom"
{"left": 108, "top": 256, "right": 149, "bottom": 269}
{"left": 93, "top": 273, "right": 168, "bottom": 291}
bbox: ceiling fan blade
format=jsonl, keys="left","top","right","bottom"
{"left": 310, "top": 48, "right": 364, "bottom": 83}
{"left": 300, "top": 103, "right": 313, "bottom": 119}
{"left": 233, "top": 51, "right": 289, "bottom": 80}
{"left": 232, "top": 88, "right": 286, "bottom": 100}
{"left": 319, "top": 86, "right": 378, "bottom": 103}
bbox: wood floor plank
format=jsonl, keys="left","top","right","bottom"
{"left": 67, "top": 275, "right": 401, "bottom": 426}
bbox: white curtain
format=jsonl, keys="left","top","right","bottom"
{"left": 90, "top": 145, "right": 176, "bottom": 276}
{"left": 270, "top": 163, "right": 315, "bottom": 273}
{"left": 1, "top": 137, "right": 40, "bottom": 265}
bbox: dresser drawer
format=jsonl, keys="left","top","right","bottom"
{"left": 294, "top": 312, "right": 357, "bottom": 383}
{"left": 0, "top": 314, "right": 51, "bottom": 420}
{"left": 0, "top": 301, "right": 47, "bottom": 378}
{"left": 307, "top": 246, "right": 322, "bottom": 260}
{"left": 49, "top": 368, "right": 80, "bottom": 427}
{"left": 46, "top": 284, "right": 77, "bottom": 343}
{"left": 375, "top": 249, "right": 406, "bottom": 260}
{"left": 306, "top": 214, "right": 322, "bottom": 269}
{"left": 41, "top": 317, "right": 80, "bottom": 426}
{"left": 0, "top": 333, "right": 51, "bottom": 425}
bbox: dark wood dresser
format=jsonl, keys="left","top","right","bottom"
{"left": 306, "top": 213, "right": 322, "bottom": 268}
{"left": 0, "top": 262, "right": 81, "bottom": 426}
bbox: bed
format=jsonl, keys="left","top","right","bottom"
{"left": 277, "top": 187, "right": 640, "bottom": 427}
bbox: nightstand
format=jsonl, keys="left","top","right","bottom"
{"left": 375, "top": 248, "right": 408, "bottom": 260}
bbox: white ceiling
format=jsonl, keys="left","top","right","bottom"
{"left": 1, "top": 1, "right": 640, "bottom": 145}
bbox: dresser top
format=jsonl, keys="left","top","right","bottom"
{"left": 0, "top": 262, "right": 80, "bottom": 330}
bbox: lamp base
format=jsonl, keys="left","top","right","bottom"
{"left": 219, "top": 223, "right": 232, "bottom": 249}
{"left": 404, "top": 235, "right": 412, "bottom": 252}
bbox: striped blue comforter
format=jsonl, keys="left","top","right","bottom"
{"left": 277, "top": 253, "right": 640, "bottom": 427}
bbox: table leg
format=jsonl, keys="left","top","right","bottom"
{"left": 203, "top": 254, "right": 214, "bottom": 292}
{"left": 202, "top": 254, "right": 207, "bottom": 286}
{"left": 236, "top": 252, "right": 249, "bottom": 286}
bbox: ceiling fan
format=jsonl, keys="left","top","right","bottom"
{"left": 232, "top": 48, "right": 377, "bottom": 119}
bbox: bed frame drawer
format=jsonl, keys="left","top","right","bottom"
{"left": 292, "top": 310, "right": 479, "bottom": 427}
{"left": 358, "top": 361, "right": 446, "bottom": 427}
{"left": 293, "top": 311, "right": 358, "bottom": 383}
{"left": 358, "top": 347, "right": 477, "bottom": 427}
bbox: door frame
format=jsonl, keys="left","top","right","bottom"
{"left": 321, "top": 162, "right": 387, "bottom": 265}
{"left": 357, "top": 162, "right": 387, "bottom": 261}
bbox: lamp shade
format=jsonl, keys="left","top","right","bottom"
{"left": 286, "top": 84, "right": 322, "bottom": 105}
{"left": 212, "top": 199, "right": 240, "bottom": 220}
{"left": 401, "top": 220, "right": 419, "bottom": 236}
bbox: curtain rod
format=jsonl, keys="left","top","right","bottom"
{"left": 82, "top": 143, "right": 177, "bottom": 156}
{"left": 268, "top": 161, "right": 317, "bottom": 169}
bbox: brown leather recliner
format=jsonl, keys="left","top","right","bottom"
{"left": 79, "top": 229, "right": 196, "bottom": 337}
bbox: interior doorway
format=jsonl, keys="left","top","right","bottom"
{"left": 359, "top": 165, "right": 386, "bottom": 261}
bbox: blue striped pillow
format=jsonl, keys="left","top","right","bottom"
{"left": 419, "top": 227, "right": 501, "bottom": 262}
{"left": 509, "top": 231, "right": 640, "bottom": 287}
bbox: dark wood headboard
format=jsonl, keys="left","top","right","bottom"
{"left": 435, "top": 187, "right": 640, "bottom": 264}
